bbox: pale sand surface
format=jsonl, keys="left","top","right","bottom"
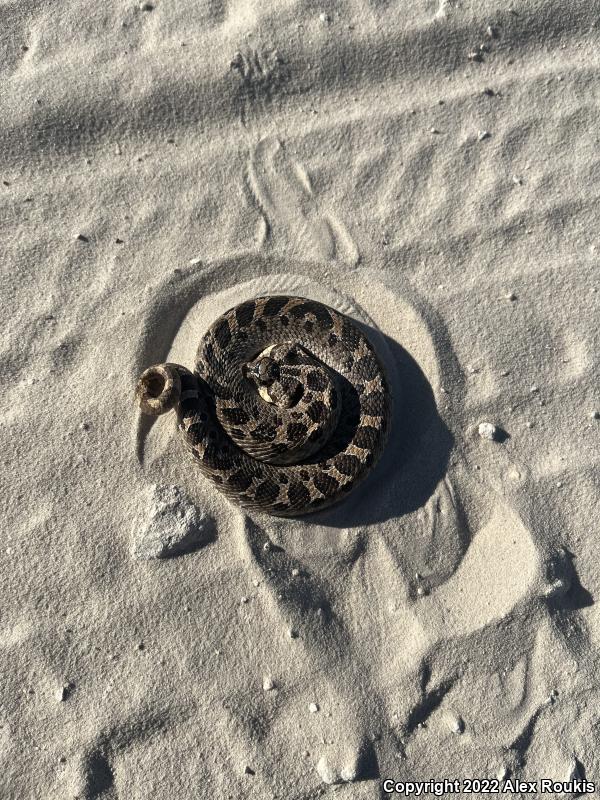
{"left": 1, "top": 1, "right": 600, "bottom": 797}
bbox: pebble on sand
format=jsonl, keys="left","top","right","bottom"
{"left": 316, "top": 757, "right": 355, "bottom": 785}
{"left": 505, "top": 291, "right": 517, "bottom": 301}
{"left": 478, "top": 130, "right": 491, "bottom": 141}
{"left": 131, "top": 484, "right": 214, "bottom": 559}
{"left": 591, "top": 410, "right": 600, "bottom": 420}
{"left": 76, "top": 233, "right": 89, "bottom": 242}
{"left": 55, "top": 682, "right": 74, "bottom": 702}
{"left": 565, "top": 757, "right": 583, "bottom": 782}
{"left": 309, "top": 702, "right": 319, "bottom": 713}
{"left": 478, "top": 422, "right": 499, "bottom": 441}
{"left": 263, "top": 677, "right": 275, "bottom": 691}
{"left": 446, "top": 712, "right": 465, "bottom": 733}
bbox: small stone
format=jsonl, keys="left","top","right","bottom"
{"left": 243, "top": 765, "right": 255, "bottom": 776}
{"left": 483, "top": 87, "right": 496, "bottom": 96}
{"left": 500, "top": 369, "right": 510, "bottom": 377}
{"left": 263, "top": 541, "right": 271, "bottom": 552}
{"left": 505, "top": 291, "right": 517, "bottom": 301}
{"left": 512, "top": 175, "right": 523, "bottom": 185}
{"left": 416, "top": 586, "right": 427, "bottom": 597}
{"left": 317, "top": 757, "right": 342, "bottom": 785}
{"left": 137, "top": 641, "right": 145, "bottom": 650}
{"left": 530, "top": 385, "right": 539, "bottom": 393}
{"left": 556, "top": 481, "right": 563, "bottom": 488}
{"left": 525, "top": 421, "right": 533, "bottom": 429}
{"left": 291, "top": 568, "right": 300, "bottom": 577}
{"left": 56, "top": 681, "right": 74, "bottom": 702}
{"left": 115, "top": 238, "right": 124, "bottom": 244}
{"left": 478, "top": 130, "right": 491, "bottom": 141}
{"left": 189, "top": 256, "right": 202, "bottom": 265}
{"left": 478, "top": 422, "right": 498, "bottom": 441}
{"left": 139, "top": 2, "right": 154, "bottom": 10}
{"left": 252, "top": 579, "right": 260, "bottom": 587}
{"left": 565, "top": 757, "right": 582, "bottom": 783}
{"left": 309, "top": 702, "right": 319, "bottom": 713}
{"left": 496, "top": 766, "right": 508, "bottom": 781}
{"left": 591, "top": 410, "right": 600, "bottom": 420}
{"left": 486, "top": 25, "right": 498, "bottom": 38}
{"left": 263, "top": 677, "right": 275, "bottom": 691}
{"left": 288, "top": 628, "right": 298, "bottom": 639}
{"left": 468, "top": 50, "right": 483, "bottom": 62}
{"left": 319, "top": 12, "right": 330, "bottom": 23}
{"left": 76, "top": 233, "right": 89, "bottom": 242}
{"left": 59, "top": 756, "right": 67, "bottom": 764}
{"left": 131, "top": 484, "right": 214, "bottom": 559}
{"left": 240, "top": 596, "right": 249, "bottom": 604}
{"left": 79, "top": 422, "right": 90, "bottom": 431}
{"left": 430, "top": 127, "right": 440, "bottom": 134}
{"left": 341, "top": 765, "right": 358, "bottom": 781}
{"left": 447, "top": 712, "right": 465, "bottom": 733}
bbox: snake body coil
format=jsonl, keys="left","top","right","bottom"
{"left": 136, "top": 296, "right": 391, "bottom": 516}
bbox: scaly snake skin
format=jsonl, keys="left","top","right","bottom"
{"left": 136, "top": 296, "right": 391, "bottom": 516}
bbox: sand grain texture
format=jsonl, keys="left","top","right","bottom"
{"left": 1, "top": 0, "right": 599, "bottom": 797}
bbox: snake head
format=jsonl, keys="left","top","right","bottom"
{"left": 244, "top": 356, "right": 280, "bottom": 387}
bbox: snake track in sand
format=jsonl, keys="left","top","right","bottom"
{"left": 136, "top": 296, "right": 391, "bottom": 516}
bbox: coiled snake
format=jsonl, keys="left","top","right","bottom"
{"left": 136, "top": 296, "right": 391, "bottom": 516}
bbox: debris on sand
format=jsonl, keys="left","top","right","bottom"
{"left": 478, "top": 422, "right": 498, "bottom": 440}
{"left": 132, "top": 484, "right": 214, "bottom": 559}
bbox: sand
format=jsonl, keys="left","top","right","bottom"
{"left": 1, "top": 0, "right": 599, "bottom": 797}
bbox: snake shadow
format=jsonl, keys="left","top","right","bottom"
{"left": 301, "top": 328, "right": 456, "bottom": 529}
